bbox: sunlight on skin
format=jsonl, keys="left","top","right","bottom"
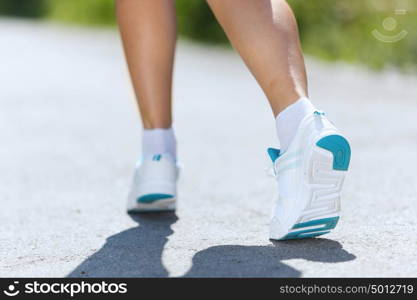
{"left": 116, "top": 0, "right": 308, "bottom": 129}
{"left": 207, "top": 0, "right": 308, "bottom": 116}
{"left": 116, "top": 0, "right": 176, "bottom": 129}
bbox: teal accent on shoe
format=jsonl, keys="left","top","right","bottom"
{"left": 282, "top": 231, "right": 331, "bottom": 240}
{"left": 152, "top": 154, "right": 162, "bottom": 161}
{"left": 314, "top": 110, "right": 325, "bottom": 116}
{"left": 267, "top": 148, "right": 281, "bottom": 162}
{"left": 137, "top": 193, "right": 173, "bottom": 203}
{"left": 316, "top": 135, "right": 351, "bottom": 171}
{"left": 279, "top": 216, "right": 339, "bottom": 240}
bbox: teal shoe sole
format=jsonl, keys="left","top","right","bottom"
{"left": 137, "top": 193, "right": 174, "bottom": 203}
{"left": 128, "top": 194, "right": 176, "bottom": 214}
{"left": 278, "top": 217, "right": 340, "bottom": 240}
{"left": 316, "top": 134, "right": 351, "bottom": 171}
{"left": 275, "top": 134, "right": 350, "bottom": 241}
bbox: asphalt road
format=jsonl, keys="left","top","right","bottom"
{"left": 1, "top": 19, "right": 416, "bottom": 277}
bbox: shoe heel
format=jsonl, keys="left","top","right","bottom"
{"left": 316, "top": 135, "right": 351, "bottom": 171}
{"left": 278, "top": 217, "right": 340, "bottom": 240}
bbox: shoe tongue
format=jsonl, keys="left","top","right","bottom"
{"left": 267, "top": 148, "right": 280, "bottom": 162}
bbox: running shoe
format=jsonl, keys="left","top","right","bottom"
{"left": 127, "top": 153, "right": 179, "bottom": 213}
{"left": 268, "top": 111, "right": 351, "bottom": 240}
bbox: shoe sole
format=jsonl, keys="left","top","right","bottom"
{"left": 127, "top": 196, "right": 176, "bottom": 213}
{"left": 127, "top": 178, "right": 177, "bottom": 213}
{"left": 273, "top": 134, "right": 351, "bottom": 241}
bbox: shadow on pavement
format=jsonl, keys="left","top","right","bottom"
{"left": 182, "top": 239, "right": 356, "bottom": 277}
{"left": 67, "top": 212, "right": 177, "bottom": 277}
{"left": 68, "top": 214, "right": 356, "bottom": 277}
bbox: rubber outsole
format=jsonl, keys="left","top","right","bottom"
{"left": 128, "top": 197, "right": 176, "bottom": 213}
{"left": 137, "top": 193, "right": 174, "bottom": 203}
{"left": 277, "top": 216, "right": 339, "bottom": 240}
{"left": 274, "top": 134, "right": 350, "bottom": 241}
{"left": 128, "top": 208, "right": 175, "bottom": 214}
{"left": 316, "top": 134, "right": 351, "bottom": 171}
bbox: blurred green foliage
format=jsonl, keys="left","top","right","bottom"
{"left": 290, "top": 0, "right": 417, "bottom": 70}
{"left": 44, "top": 0, "right": 115, "bottom": 26}
{"left": 0, "top": 0, "right": 47, "bottom": 18}
{"left": 176, "top": 1, "right": 227, "bottom": 44}
{"left": 0, "top": 0, "right": 415, "bottom": 71}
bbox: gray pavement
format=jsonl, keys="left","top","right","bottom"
{"left": 1, "top": 19, "right": 416, "bottom": 277}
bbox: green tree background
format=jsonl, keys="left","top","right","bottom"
{"left": 1, "top": 0, "right": 415, "bottom": 71}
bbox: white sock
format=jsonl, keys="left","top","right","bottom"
{"left": 275, "top": 97, "right": 316, "bottom": 153}
{"left": 142, "top": 128, "right": 177, "bottom": 161}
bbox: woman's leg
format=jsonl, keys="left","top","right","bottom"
{"left": 207, "top": 0, "right": 351, "bottom": 241}
{"left": 206, "top": 0, "right": 308, "bottom": 116}
{"left": 117, "top": 0, "right": 179, "bottom": 213}
{"left": 116, "top": 0, "right": 176, "bottom": 129}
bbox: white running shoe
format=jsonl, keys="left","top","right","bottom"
{"left": 127, "top": 154, "right": 179, "bottom": 213}
{"left": 268, "top": 111, "right": 351, "bottom": 240}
